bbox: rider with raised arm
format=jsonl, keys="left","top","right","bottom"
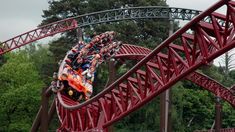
{"left": 55, "top": 31, "right": 122, "bottom": 101}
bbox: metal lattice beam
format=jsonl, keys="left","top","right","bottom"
{"left": 74, "top": 6, "right": 200, "bottom": 27}
{"left": 56, "top": 0, "right": 235, "bottom": 131}
{"left": 0, "top": 6, "right": 201, "bottom": 55}
{"left": 0, "top": 18, "right": 77, "bottom": 55}
{"left": 115, "top": 44, "right": 235, "bottom": 107}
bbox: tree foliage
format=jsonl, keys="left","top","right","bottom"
{"left": 0, "top": 52, "right": 44, "bottom": 131}
{"left": 27, "top": 44, "right": 55, "bottom": 85}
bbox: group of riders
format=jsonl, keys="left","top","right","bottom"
{"left": 51, "top": 31, "right": 122, "bottom": 101}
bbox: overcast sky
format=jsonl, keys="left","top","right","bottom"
{"left": 0, "top": 0, "right": 48, "bottom": 41}
{"left": 0, "top": 0, "right": 220, "bottom": 42}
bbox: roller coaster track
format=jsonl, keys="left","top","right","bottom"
{"left": 0, "top": 18, "right": 78, "bottom": 55}
{"left": 55, "top": 0, "right": 235, "bottom": 131}
{"left": 0, "top": 1, "right": 235, "bottom": 131}
{"left": 30, "top": 43, "right": 235, "bottom": 131}
{"left": 57, "top": 43, "right": 235, "bottom": 131}
{"left": 0, "top": 6, "right": 201, "bottom": 55}
{"left": 115, "top": 44, "right": 235, "bottom": 107}
{"left": 74, "top": 6, "right": 200, "bottom": 26}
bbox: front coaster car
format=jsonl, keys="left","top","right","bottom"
{"left": 53, "top": 31, "right": 122, "bottom": 102}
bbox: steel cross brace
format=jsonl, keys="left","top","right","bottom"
{"left": 0, "top": 6, "right": 201, "bottom": 56}
{"left": 56, "top": 0, "right": 235, "bottom": 131}
{"left": 0, "top": 18, "right": 77, "bottom": 55}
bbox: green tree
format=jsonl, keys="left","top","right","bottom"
{"left": 29, "top": 44, "right": 55, "bottom": 85}
{"left": 0, "top": 52, "right": 44, "bottom": 131}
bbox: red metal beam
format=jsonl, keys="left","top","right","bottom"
{"left": 0, "top": 18, "right": 77, "bottom": 55}
{"left": 115, "top": 44, "right": 235, "bottom": 107}
{"left": 56, "top": 0, "right": 235, "bottom": 131}
{"left": 31, "top": 88, "right": 55, "bottom": 132}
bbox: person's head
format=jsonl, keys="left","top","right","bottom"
{"left": 82, "top": 63, "right": 90, "bottom": 70}
{"left": 108, "top": 31, "right": 116, "bottom": 37}
{"left": 53, "top": 72, "right": 58, "bottom": 80}
{"left": 95, "top": 54, "right": 101, "bottom": 59}
{"left": 61, "top": 74, "right": 68, "bottom": 80}
{"left": 85, "top": 33, "right": 90, "bottom": 37}
{"left": 90, "top": 32, "right": 97, "bottom": 38}
{"left": 76, "top": 57, "right": 83, "bottom": 63}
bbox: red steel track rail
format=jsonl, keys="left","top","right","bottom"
{"left": 0, "top": 18, "right": 77, "bottom": 55}
{"left": 55, "top": 0, "right": 235, "bottom": 131}
{"left": 115, "top": 44, "right": 235, "bottom": 107}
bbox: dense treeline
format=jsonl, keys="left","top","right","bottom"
{"left": 0, "top": 48, "right": 44, "bottom": 131}
{"left": 0, "top": 0, "right": 234, "bottom": 131}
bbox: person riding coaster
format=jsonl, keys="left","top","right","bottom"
{"left": 59, "top": 66, "right": 93, "bottom": 100}
{"left": 53, "top": 31, "right": 122, "bottom": 101}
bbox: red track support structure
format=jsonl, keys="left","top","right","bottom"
{"left": 56, "top": 0, "right": 235, "bottom": 131}
{"left": 116, "top": 44, "right": 235, "bottom": 107}
{"left": 0, "top": 18, "right": 77, "bottom": 55}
